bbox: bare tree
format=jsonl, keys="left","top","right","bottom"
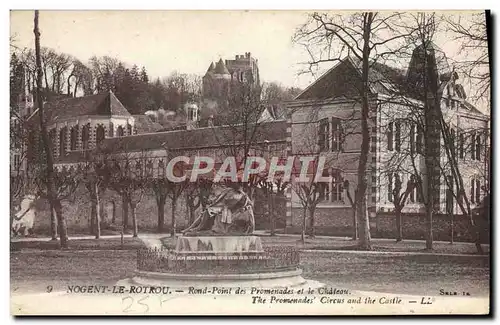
{"left": 102, "top": 145, "right": 152, "bottom": 238}
{"left": 294, "top": 12, "right": 414, "bottom": 249}
{"left": 33, "top": 10, "right": 69, "bottom": 248}
{"left": 444, "top": 12, "right": 489, "bottom": 104}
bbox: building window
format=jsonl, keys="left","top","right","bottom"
{"left": 117, "top": 125, "right": 124, "bottom": 137}
{"left": 146, "top": 160, "right": 153, "bottom": 177}
{"left": 395, "top": 121, "right": 401, "bottom": 152}
{"left": 388, "top": 173, "right": 393, "bottom": 202}
{"left": 158, "top": 159, "right": 165, "bottom": 177}
{"left": 476, "top": 179, "right": 481, "bottom": 203}
{"left": 59, "top": 127, "right": 67, "bottom": 157}
{"left": 81, "top": 124, "right": 90, "bottom": 150}
{"left": 331, "top": 171, "right": 343, "bottom": 202}
{"left": 459, "top": 132, "right": 464, "bottom": 159}
{"left": 109, "top": 122, "right": 114, "bottom": 137}
{"left": 127, "top": 123, "right": 133, "bottom": 136}
{"left": 96, "top": 124, "right": 105, "bottom": 145}
{"left": 416, "top": 126, "right": 423, "bottom": 154}
{"left": 318, "top": 118, "right": 329, "bottom": 152}
{"left": 471, "top": 178, "right": 481, "bottom": 204}
{"left": 387, "top": 122, "right": 393, "bottom": 151}
{"left": 70, "top": 126, "right": 78, "bottom": 151}
{"left": 475, "top": 135, "right": 481, "bottom": 161}
{"left": 471, "top": 132, "right": 476, "bottom": 160}
{"left": 331, "top": 118, "right": 343, "bottom": 152}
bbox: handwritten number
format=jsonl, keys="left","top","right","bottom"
{"left": 122, "top": 296, "right": 134, "bottom": 313}
{"left": 46, "top": 285, "right": 53, "bottom": 293}
{"left": 138, "top": 296, "right": 150, "bottom": 313}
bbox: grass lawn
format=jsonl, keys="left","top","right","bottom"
{"left": 159, "top": 234, "right": 489, "bottom": 255}
{"left": 10, "top": 250, "right": 137, "bottom": 294}
{"left": 10, "top": 248, "right": 490, "bottom": 297}
{"left": 10, "top": 237, "right": 146, "bottom": 251}
{"left": 300, "top": 252, "right": 490, "bottom": 297}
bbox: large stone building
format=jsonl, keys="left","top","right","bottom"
{"left": 202, "top": 52, "right": 260, "bottom": 101}
{"left": 284, "top": 43, "right": 489, "bottom": 241}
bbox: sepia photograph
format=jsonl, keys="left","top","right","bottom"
{"left": 9, "top": 9, "right": 491, "bottom": 315}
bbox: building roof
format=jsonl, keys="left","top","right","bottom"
{"left": 133, "top": 114, "right": 163, "bottom": 134}
{"left": 214, "top": 58, "right": 230, "bottom": 75}
{"left": 30, "top": 90, "right": 131, "bottom": 124}
{"left": 206, "top": 62, "right": 215, "bottom": 73}
{"left": 97, "top": 120, "right": 287, "bottom": 154}
{"left": 295, "top": 54, "right": 486, "bottom": 117}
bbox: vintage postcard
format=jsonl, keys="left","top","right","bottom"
{"left": 9, "top": 10, "right": 490, "bottom": 316}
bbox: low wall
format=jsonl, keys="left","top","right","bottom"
{"left": 30, "top": 185, "right": 192, "bottom": 235}
{"left": 287, "top": 207, "right": 490, "bottom": 243}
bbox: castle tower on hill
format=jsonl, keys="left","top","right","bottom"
{"left": 202, "top": 52, "right": 260, "bottom": 101}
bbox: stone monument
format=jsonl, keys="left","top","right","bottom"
{"left": 124, "top": 184, "right": 322, "bottom": 290}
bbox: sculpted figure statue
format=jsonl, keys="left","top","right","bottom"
{"left": 182, "top": 183, "right": 255, "bottom": 236}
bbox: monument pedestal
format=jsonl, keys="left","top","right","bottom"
{"left": 175, "top": 235, "right": 263, "bottom": 254}
{"left": 124, "top": 235, "right": 323, "bottom": 290}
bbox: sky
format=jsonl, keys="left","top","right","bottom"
{"left": 10, "top": 10, "right": 318, "bottom": 89}
{"left": 9, "top": 10, "right": 488, "bottom": 103}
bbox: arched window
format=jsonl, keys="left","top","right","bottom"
{"left": 96, "top": 124, "right": 105, "bottom": 145}
{"left": 117, "top": 125, "right": 124, "bottom": 137}
{"left": 158, "top": 159, "right": 165, "bottom": 178}
{"left": 127, "top": 123, "right": 133, "bottom": 136}
{"left": 59, "top": 127, "right": 67, "bottom": 157}
{"left": 146, "top": 160, "right": 153, "bottom": 177}
{"left": 81, "top": 124, "right": 90, "bottom": 150}
{"left": 109, "top": 122, "right": 114, "bottom": 137}
{"left": 70, "top": 125, "right": 78, "bottom": 151}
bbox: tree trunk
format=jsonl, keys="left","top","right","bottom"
{"left": 270, "top": 193, "right": 276, "bottom": 236}
{"left": 356, "top": 13, "right": 373, "bottom": 251}
{"left": 301, "top": 207, "right": 307, "bottom": 244}
{"left": 90, "top": 192, "right": 97, "bottom": 235}
{"left": 157, "top": 196, "right": 166, "bottom": 233}
{"left": 425, "top": 204, "right": 433, "bottom": 250}
{"left": 395, "top": 206, "right": 403, "bottom": 242}
{"left": 450, "top": 213, "right": 454, "bottom": 244}
{"left": 472, "top": 213, "right": 484, "bottom": 254}
{"left": 130, "top": 202, "right": 138, "bottom": 238}
{"left": 34, "top": 11, "right": 68, "bottom": 249}
{"left": 54, "top": 200, "right": 68, "bottom": 248}
{"left": 307, "top": 206, "right": 316, "bottom": 238}
{"left": 351, "top": 205, "right": 358, "bottom": 240}
{"left": 95, "top": 183, "right": 101, "bottom": 239}
{"left": 171, "top": 199, "right": 177, "bottom": 238}
{"left": 50, "top": 205, "right": 58, "bottom": 240}
{"left": 122, "top": 194, "right": 129, "bottom": 230}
